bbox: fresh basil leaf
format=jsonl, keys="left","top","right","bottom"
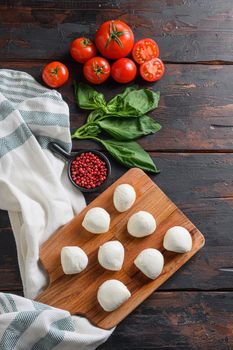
{"left": 99, "top": 139, "right": 159, "bottom": 173}
{"left": 125, "top": 89, "right": 160, "bottom": 114}
{"left": 106, "top": 88, "right": 160, "bottom": 117}
{"left": 75, "top": 82, "right": 106, "bottom": 110}
{"left": 87, "top": 109, "right": 105, "bottom": 122}
{"left": 83, "top": 124, "right": 101, "bottom": 137}
{"left": 72, "top": 123, "right": 101, "bottom": 139}
{"left": 106, "top": 87, "right": 135, "bottom": 114}
{"left": 98, "top": 115, "right": 161, "bottom": 141}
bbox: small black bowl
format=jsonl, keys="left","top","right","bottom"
{"left": 49, "top": 142, "right": 111, "bottom": 193}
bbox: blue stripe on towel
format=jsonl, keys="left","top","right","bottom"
{"left": 0, "top": 295, "right": 10, "bottom": 313}
{"left": 31, "top": 317, "right": 75, "bottom": 350}
{"left": 0, "top": 311, "right": 40, "bottom": 349}
{"left": 0, "top": 100, "right": 15, "bottom": 121}
{"left": 32, "top": 300, "right": 53, "bottom": 311}
{"left": 5, "top": 294, "right": 18, "bottom": 312}
{"left": 0, "top": 81, "right": 47, "bottom": 94}
{"left": 0, "top": 123, "right": 32, "bottom": 158}
{"left": 19, "top": 110, "right": 69, "bottom": 128}
{"left": 0, "top": 86, "right": 40, "bottom": 99}
{"left": 0, "top": 72, "right": 39, "bottom": 84}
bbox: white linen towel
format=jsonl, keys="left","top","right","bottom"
{"left": 0, "top": 69, "right": 113, "bottom": 349}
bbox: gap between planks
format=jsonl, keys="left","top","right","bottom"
{"left": 71, "top": 150, "right": 233, "bottom": 154}
{"left": 0, "top": 58, "right": 233, "bottom": 65}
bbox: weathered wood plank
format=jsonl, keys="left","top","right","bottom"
{"left": 0, "top": 62, "right": 233, "bottom": 151}
{"left": 99, "top": 291, "right": 233, "bottom": 349}
{"left": 0, "top": 0, "right": 233, "bottom": 62}
{"left": 0, "top": 153, "right": 233, "bottom": 291}
{"left": 0, "top": 287, "right": 231, "bottom": 349}
{"left": 0, "top": 210, "right": 10, "bottom": 228}
{"left": 1, "top": 61, "right": 233, "bottom": 152}
{"left": 0, "top": 228, "right": 22, "bottom": 290}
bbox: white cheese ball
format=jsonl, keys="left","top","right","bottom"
{"left": 82, "top": 207, "right": 110, "bottom": 234}
{"left": 134, "top": 248, "right": 164, "bottom": 279}
{"left": 97, "top": 279, "right": 131, "bottom": 312}
{"left": 127, "top": 211, "right": 156, "bottom": 237}
{"left": 113, "top": 184, "right": 136, "bottom": 212}
{"left": 98, "top": 241, "right": 125, "bottom": 271}
{"left": 163, "top": 226, "right": 192, "bottom": 253}
{"left": 61, "top": 246, "right": 88, "bottom": 275}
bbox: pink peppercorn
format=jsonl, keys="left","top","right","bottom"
{"left": 70, "top": 152, "right": 108, "bottom": 189}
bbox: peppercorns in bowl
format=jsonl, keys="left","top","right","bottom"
{"left": 69, "top": 150, "right": 111, "bottom": 192}
{"left": 48, "top": 143, "right": 111, "bottom": 193}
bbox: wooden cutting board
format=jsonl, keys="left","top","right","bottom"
{"left": 36, "top": 168, "right": 205, "bottom": 329}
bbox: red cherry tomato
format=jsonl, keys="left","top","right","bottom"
{"left": 83, "top": 57, "right": 110, "bottom": 84}
{"left": 70, "top": 37, "right": 96, "bottom": 63}
{"left": 111, "top": 58, "right": 137, "bottom": 84}
{"left": 42, "top": 61, "right": 69, "bottom": 88}
{"left": 140, "top": 58, "right": 165, "bottom": 82}
{"left": 95, "top": 20, "right": 134, "bottom": 59}
{"left": 132, "top": 38, "right": 159, "bottom": 64}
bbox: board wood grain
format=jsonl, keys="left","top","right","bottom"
{"left": 1, "top": 152, "right": 233, "bottom": 292}
{"left": 36, "top": 168, "right": 205, "bottom": 329}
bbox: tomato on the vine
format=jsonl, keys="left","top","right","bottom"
{"left": 70, "top": 37, "right": 96, "bottom": 63}
{"left": 42, "top": 61, "right": 69, "bottom": 88}
{"left": 140, "top": 58, "right": 165, "bottom": 82}
{"left": 95, "top": 20, "right": 134, "bottom": 59}
{"left": 132, "top": 38, "right": 159, "bottom": 64}
{"left": 111, "top": 58, "right": 137, "bottom": 83}
{"left": 83, "top": 57, "right": 110, "bottom": 84}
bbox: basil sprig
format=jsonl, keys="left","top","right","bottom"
{"left": 72, "top": 83, "right": 161, "bottom": 173}
{"left": 98, "top": 116, "right": 161, "bottom": 141}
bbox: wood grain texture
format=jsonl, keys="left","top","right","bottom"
{"left": 1, "top": 61, "right": 233, "bottom": 152}
{"left": 36, "top": 168, "right": 204, "bottom": 328}
{"left": 0, "top": 210, "right": 10, "bottom": 228}
{"left": 99, "top": 291, "right": 233, "bottom": 349}
{"left": 0, "top": 228, "right": 22, "bottom": 290}
{"left": 1, "top": 0, "right": 233, "bottom": 62}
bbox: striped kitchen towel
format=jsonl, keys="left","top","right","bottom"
{"left": 0, "top": 70, "right": 112, "bottom": 349}
{"left": 0, "top": 293, "right": 111, "bottom": 350}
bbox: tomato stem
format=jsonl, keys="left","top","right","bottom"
{"left": 82, "top": 38, "right": 92, "bottom": 48}
{"left": 50, "top": 65, "right": 60, "bottom": 77}
{"left": 92, "top": 61, "right": 108, "bottom": 80}
{"left": 104, "top": 20, "right": 128, "bottom": 49}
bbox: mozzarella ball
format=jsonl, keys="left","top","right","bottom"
{"left": 98, "top": 241, "right": 125, "bottom": 271}
{"left": 113, "top": 184, "right": 136, "bottom": 212}
{"left": 163, "top": 226, "right": 192, "bottom": 253}
{"left": 134, "top": 248, "right": 164, "bottom": 279}
{"left": 97, "top": 279, "right": 131, "bottom": 312}
{"left": 127, "top": 211, "right": 156, "bottom": 237}
{"left": 61, "top": 246, "right": 88, "bottom": 274}
{"left": 82, "top": 207, "right": 110, "bottom": 234}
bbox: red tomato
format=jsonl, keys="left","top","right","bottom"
{"left": 83, "top": 57, "right": 110, "bottom": 84}
{"left": 140, "top": 58, "right": 165, "bottom": 82}
{"left": 111, "top": 58, "right": 137, "bottom": 83}
{"left": 70, "top": 37, "right": 96, "bottom": 63}
{"left": 95, "top": 20, "right": 134, "bottom": 59}
{"left": 132, "top": 38, "right": 159, "bottom": 64}
{"left": 42, "top": 61, "right": 69, "bottom": 88}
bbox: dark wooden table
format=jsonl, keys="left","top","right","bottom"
{"left": 0, "top": 1, "right": 233, "bottom": 349}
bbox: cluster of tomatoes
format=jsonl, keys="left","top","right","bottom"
{"left": 42, "top": 20, "right": 165, "bottom": 88}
